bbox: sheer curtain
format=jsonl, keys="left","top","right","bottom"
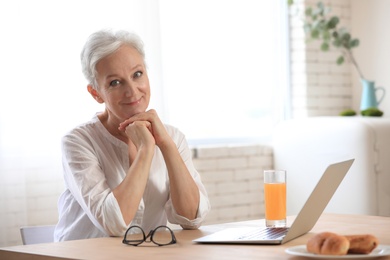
{"left": 0, "top": 0, "right": 287, "bottom": 246}
{"left": 0, "top": 0, "right": 162, "bottom": 246}
{"left": 159, "top": 0, "right": 289, "bottom": 145}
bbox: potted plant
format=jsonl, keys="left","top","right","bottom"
{"left": 292, "top": 1, "right": 385, "bottom": 116}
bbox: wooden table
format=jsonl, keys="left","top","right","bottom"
{"left": 1, "top": 214, "right": 389, "bottom": 259}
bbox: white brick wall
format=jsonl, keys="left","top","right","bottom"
{"left": 289, "top": 0, "right": 353, "bottom": 118}
{"left": 0, "top": 157, "right": 64, "bottom": 247}
{"left": 193, "top": 144, "right": 273, "bottom": 225}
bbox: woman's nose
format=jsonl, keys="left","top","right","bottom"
{"left": 124, "top": 83, "right": 138, "bottom": 97}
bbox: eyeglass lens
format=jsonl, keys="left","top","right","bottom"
{"left": 150, "top": 226, "right": 175, "bottom": 245}
{"left": 124, "top": 226, "right": 145, "bottom": 245}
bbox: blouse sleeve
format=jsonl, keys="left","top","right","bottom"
{"left": 164, "top": 126, "right": 211, "bottom": 229}
{"left": 61, "top": 130, "right": 128, "bottom": 236}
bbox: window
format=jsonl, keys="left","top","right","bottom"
{"left": 0, "top": 0, "right": 289, "bottom": 247}
{"left": 158, "top": 0, "right": 290, "bottom": 145}
{"left": 0, "top": 1, "right": 288, "bottom": 160}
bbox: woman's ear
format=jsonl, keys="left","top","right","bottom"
{"left": 87, "top": 85, "right": 104, "bottom": 104}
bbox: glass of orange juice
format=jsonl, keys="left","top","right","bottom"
{"left": 263, "top": 169, "right": 286, "bottom": 227}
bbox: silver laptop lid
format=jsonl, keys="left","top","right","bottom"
{"left": 282, "top": 159, "right": 354, "bottom": 243}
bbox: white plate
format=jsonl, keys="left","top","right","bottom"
{"left": 285, "top": 244, "right": 390, "bottom": 259}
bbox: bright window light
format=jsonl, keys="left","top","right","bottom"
{"left": 158, "top": 0, "right": 289, "bottom": 145}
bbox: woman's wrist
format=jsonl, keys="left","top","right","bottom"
{"left": 156, "top": 138, "right": 176, "bottom": 153}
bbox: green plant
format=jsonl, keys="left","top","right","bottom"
{"left": 339, "top": 109, "right": 356, "bottom": 116}
{"left": 301, "top": 2, "right": 365, "bottom": 79}
{"left": 361, "top": 108, "right": 383, "bottom": 117}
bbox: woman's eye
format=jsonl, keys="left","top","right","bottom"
{"left": 134, "top": 71, "right": 142, "bottom": 78}
{"left": 109, "top": 80, "right": 120, "bottom": 87}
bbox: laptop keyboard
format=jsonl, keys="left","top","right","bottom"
{"left": 237, "top": 227, "right": 289, "bottom": 240}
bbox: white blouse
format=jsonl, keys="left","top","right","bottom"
{"left": 54, "top": 115, "right": 210, "bottom": 242}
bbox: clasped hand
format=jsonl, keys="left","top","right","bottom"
{"left": 118, "top": 109, "right": 169, "bottom": 149}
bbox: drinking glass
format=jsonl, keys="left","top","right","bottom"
{"left": 263, "top": 170, "right": 286, "bottom": 227}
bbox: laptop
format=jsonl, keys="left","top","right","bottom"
{"left": 193, "top": 159, "right": 354, "bottom": 245}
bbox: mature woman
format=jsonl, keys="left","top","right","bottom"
{"left": 54, "top": 29, "right": 210, "bottom": 241}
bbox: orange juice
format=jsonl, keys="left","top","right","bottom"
{"left": 264, "top": 182, "right": 286, "bottom": 220}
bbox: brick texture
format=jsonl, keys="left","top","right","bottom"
{"left": 289, "top": 0, "right": 353, "bottom": 118}
{"left": 193, "top": 144, "right": 272, "bottom": 225}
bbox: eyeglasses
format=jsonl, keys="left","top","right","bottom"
{"left": 122, "top": 225, "right": 177, "bottom": 246}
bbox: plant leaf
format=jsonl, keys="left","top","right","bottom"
{"left": 327, "top": 16, "right": 339, "bottom": 29}
{"left": 312, "top": 19, "right": 320, "bottom": 29}
{"left": 305, "top": 7, "right": 312, "bottom": 16}
{"left": 321, "top": 42, "right": 329, "bottom": 51}
{"left": 311, "top": 29, "right": 320, "bottom": 38}
{"left": 300, "top": 1, "right": 362, "bottom": 71}
{"left": 342, "top": 32, "right": 351, "bottom": 41}
{"left": 350, "top": 39, "right": 359, "bottom": 48}
{"left": 312, "top": 4, "right": 323, "bottom": 17}
{"left": 323, "top": 6, "right": 331, "bottom": 15}
{"left": 333, "top": 38, "right": 342, "bottom": 47}
{"left": 337, "top": 56, "right": 345, "bottom": 65}
{"left": 304, "top": 24, "right": 312, "bottom": 34}
{"left": 317, "top": 2, "right": 324, "bottom": 12}
{"left": 322, "top": 30, "right": 331, "bottom": 40}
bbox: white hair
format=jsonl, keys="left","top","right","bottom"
{"left": 80, "top": 29, "right": 145, "bottom": 89}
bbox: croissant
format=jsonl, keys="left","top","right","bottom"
{"left": 345, "top": 234, "right": 379, "bottom": 254}
{"left": 306, "top": 232, "right": 379, "bottom": 255}
{"left": 306, "top": 232, "right": 350, "bottom": 255}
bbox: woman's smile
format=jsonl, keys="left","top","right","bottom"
{"left": 122, "top": 97, "right": 142, "bottom": 106}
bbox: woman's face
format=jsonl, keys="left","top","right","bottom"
{"left": 94, "top": 44, "right": 150, "bottom": 122}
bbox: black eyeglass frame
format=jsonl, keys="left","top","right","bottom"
{"left": 122, "top": 225, "right": 177, "bottom": 246}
